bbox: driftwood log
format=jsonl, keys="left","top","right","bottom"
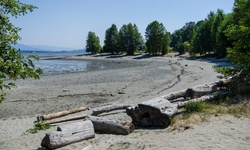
{"left": 37, "top": 107, "right": 89, "bottom": 121}
{"left": 162, "top": 78, "right": 232, "bottom": 101}
{"left": 91, "top": 105, "right": 131, "bottom": 116}
{"left": 88, "top": 116, "right": 134, "bottom": 135}
{"left": 176, "top": 91, "right": 228, "bottom": 108}
{"left": 46, "top": 115, "right": 88, "bottom": 125}
{"left": 41, "top": 120, "right": 95, "bottom": 149}
{"left": 126, "top": 97, "right": 178, "bottom": 128}
{"left": 127, "top": 79, "right": 232, "bottom": 128}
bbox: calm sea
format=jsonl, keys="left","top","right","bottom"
{"left": 21, "top": 50, "right": 140, "bottom": 75}
{"left": 21, "top": 50, "right": 103, "bottom": 75}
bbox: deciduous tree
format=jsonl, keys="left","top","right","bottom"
{"left": 219, "top": 0, "right": 250, "bottom": 93}
{"left": 0, "top": 0, "right": 42, "bottom": 102}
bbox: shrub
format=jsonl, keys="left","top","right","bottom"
{"left": 184, "top": 101, "right": 205, "bottom": 113}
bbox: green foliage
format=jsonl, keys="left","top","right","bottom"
{"left": 26, "top": 120, "right": 50, "bottom": 134}
{"left": 145, "top": 20, "right": 170, "bottom": 55}
{"left": 191, "top": 12, "right": 216, "bottom": 55}
{"left": 217, "top": 0, "right": 250, "bottom": 94}
{"left": 0, "top": 0, "right": 42, "bottom": 101}
{"left": 170, "top": 29, "right": 183, "bottom": 51}
{"left": 184, "top": 101, "right": 206, "bottom": 113}
{"left": 118, "top": 23, "right": 144, "bottom": 55}
{"left": 216, "top": 14, "right": 234, "bottom": 57}
{"left": 211, "top": 9, "right": 225, "bottom": 53}
{"left": 171, "top": 22, "right": 197, "bottom": 54}
{"left": 86, "top": 31, "right": 102, "bottom": 54}
{"left": 103, "top": 24, "right": 120, "bottom": 54}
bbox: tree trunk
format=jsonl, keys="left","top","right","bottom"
{"left": 37, "top": 107, "right": 89, "bottom": 121}
{"left": 88, "top": 116, "right": 134, "bottom": 135}
{"left": 41, "top": 120, "right": 95, "bottom": 149}
{"left": 126, "top": 97, "right": 178, "bottom": 128}
{"left": 91, "top": 105, "right": 131, "bottom": 116}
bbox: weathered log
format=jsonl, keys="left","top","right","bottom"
{"left": 46, "top": 115, "right": 88, "bottom": 125}
{"left": 126, "top": 97, "right": 178, "bottom": 128}
{"left": 177, "top": 91, "right": 228, "bottom": 108}
{"left": 162, "top": 78, "right": 232, "bottom": 101}
{"left": 162, "top": 90, "right": 186, "bottom": 101}
{"left": 88, "top": 116, "right": 134, "bottom": 135}
{"left": 188, "top": 78, "right": 231, "bottom": 98}
{"left": 37, "top": 107, "right": 89, "bottom": 121}
{"left": 41, "top": 120, "right": 95, "bottom": 149}
{"left": 91, "top": 104, "right": 131, "bottom": 116}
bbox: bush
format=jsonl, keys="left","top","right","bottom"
{"left": 184, "top": 101, "right": 205, "bottom": 113}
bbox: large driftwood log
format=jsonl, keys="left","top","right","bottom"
{"left": 91, "top": 105, "right": 131, "bottom": 116}
{"left": 37, "top": 107, "right": 89, "bottom": 121}
{"left": 162, "top": 78, "right": 232, "bottom": 101}
{"left": 176, "top": 91, "right": 228, "bottom": 108}
{"left": 41, "top": 120, "right": 95, "bottom": 149}
{"left": 46, "top": 115, "right": 88, "bottom": 125}
{"left": 126, "top": 79, "right": 231, "bottom": 128}
{"left": 126, "top": 97, "right": 178, "bottom": 128}
{"left": 88, "top": 116, "right": 134, "bottom": 135}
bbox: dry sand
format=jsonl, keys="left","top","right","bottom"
{"left": 0, "top": 54, "right": 249, "bottom": 150}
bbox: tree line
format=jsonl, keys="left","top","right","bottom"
{"left": 85, "top": 0, "right": 248, "bottom": 59}
{"left": 85, "top": 21, "right": 170, "bottom": 55}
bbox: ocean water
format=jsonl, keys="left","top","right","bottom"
{"left": 22, "top": 50, "right": 142, "bottom": 75}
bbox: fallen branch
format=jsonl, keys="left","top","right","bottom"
{"left": 37, "top": 107, "right": 89, "bottom": 121}
{"left": 88, "top": 116, "right": 134, "bottom": 135}
{"left": 91, "top": 104, "right": 131, "bottom": 116}
{"left": 45, "top": 115, "right": 88, "bottom": 125}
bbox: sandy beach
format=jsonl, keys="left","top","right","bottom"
{"left": 0, "top": 54, "right": 249, "bottom": 150}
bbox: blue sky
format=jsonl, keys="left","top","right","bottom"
{"left": 12, "top": 0, "right": 235, "bottom": 49}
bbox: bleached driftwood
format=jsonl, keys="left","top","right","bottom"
{"left": 41, "top": 120, "right": 95, "bottom": 149}
{"left": 176, "top": 91, "right": 228, "bottom": 108}
{"left": 37, "top": 107, "right": 89, "bottom": 121}
{"left": 91, "top": 105, "right": 131, "bottom": 116}
{"left": 127, "top": 79, "right": 232, "bottom": 128}
{"left": 88, "top": 116, "right": 134, "bottom": 135}
{"left": 162, "top": 78, "right": 232, "bottom": 101}
{"left": 46, "top": 115, "right": 88, "bottom": 125}
{"left": 126, "top": 97, "right": 178, "bottom": 128}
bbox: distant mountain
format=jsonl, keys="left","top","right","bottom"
{"left": 13, "top": 43, "right": 79, "bottom": 51}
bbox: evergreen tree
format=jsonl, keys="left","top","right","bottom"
{"left": 211, "top": 9, "right": 225, "bottom": 54}
{"left": 103, "top": 24, "right": 119, "bottom": 54}
{"left": 191, "top": 12, "right": 216, "bottom": 55}
{"left": 86, "top": 31, "right": 101, "bottom": 54}
{"left": 216, "top": 13, "right": 234, "bottom": 57}
{"left": 145, "top": 21, "right": 170, "bottom": 55}
{"left": 118, "top": 23, "right": 144, "bottom": 55}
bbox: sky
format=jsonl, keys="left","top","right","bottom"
{"left": 11, "top": 0, "right": 235, "bottom": 50}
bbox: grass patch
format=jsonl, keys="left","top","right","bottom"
{"left": 26, "top": 120, "right": 50, "bottom": 134}
{"left": 171, "top": 97, "right": 250, "bottom": 130}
